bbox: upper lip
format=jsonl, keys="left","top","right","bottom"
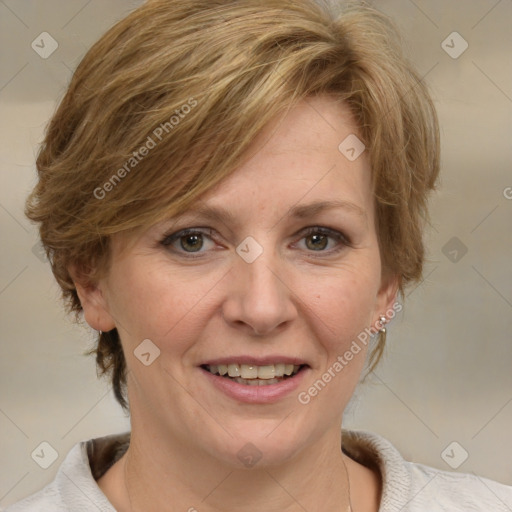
{"left": 200, "top": 356, "right": 309, "bottom": 367}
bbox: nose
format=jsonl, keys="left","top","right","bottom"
{"left": 221, "top": 254, "right": 297, "bottom": 337}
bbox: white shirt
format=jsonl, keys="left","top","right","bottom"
{"left": 5, "top": 430, "right": 512, "bottom": 511}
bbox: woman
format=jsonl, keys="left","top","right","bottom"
{"left": 7, "top": 0, "right": 512, "bottom": 510}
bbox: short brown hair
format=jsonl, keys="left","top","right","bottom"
{"left": 26, "top": 0, "right": 440, "bottom": 409}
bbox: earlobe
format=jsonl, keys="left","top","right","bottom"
{"left": 376, "top": 274, "right": 400, "bottom": 319}
{"left": 69, "top": 265, "right": 116, "bottom": 332}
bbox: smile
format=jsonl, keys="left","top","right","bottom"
{"left": 203, "top": 363, "right": 303, "bottom": 386}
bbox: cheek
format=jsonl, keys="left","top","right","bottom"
{"left": 293, "top": 278, "right": 376, "bottom": 425}
{"left": 303, "top": 265, "right": 380, "bottom": 351}
{"left": 105, "top": 260, "right": 222, "bottom": 347}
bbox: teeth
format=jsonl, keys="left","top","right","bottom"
{"left": 257, "top": 365, "right": 275, "bottom": 379}
{"left": 234, "top": 377, "right": 281, "bottom": 386}
{"left": 274, "top": 363, "right": 285, "bottom": 377}
{"left": 240, "top": 364, "right": 258, "bottom": 379}
{"left": 205, "top": 363, "right": 303, "bottom": 380}
{"left": 227, "top": 364, "right": 240, "bottom": 377}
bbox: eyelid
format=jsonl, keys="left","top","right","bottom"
{"left": 298, "top": 226, "right": 351, "bottom": 244}
{"left": 160, "top": 227, "right": 222, "bottom": 259}
{"left": 161, "top": 227, "right": 216, "bottom": 246}
{"left": 292, "top": 226, "right": 352, "bottom": 254}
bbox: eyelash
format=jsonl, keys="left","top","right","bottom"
{"left": 292, "top": 227, "right": 351, "bottom": 256}
{"left": 161, "top": 228, "right": 217, "bottom": 258}
{"left": 160, "top": 226, "right": 351, "bottom": 259}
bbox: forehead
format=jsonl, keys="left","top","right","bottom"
{"left": 196, "top": 96, "right": 373, "bottom": 219}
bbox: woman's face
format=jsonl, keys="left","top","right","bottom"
{"left": 81, "top": 96, "right": 397, "bottom": 467}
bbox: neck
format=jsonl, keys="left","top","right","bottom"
{"left": 117, "top": 420, "right": 353, "bottom": 512}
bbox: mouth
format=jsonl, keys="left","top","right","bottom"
{"left": 201, "top": 363, "right": 306, "bottom": 386}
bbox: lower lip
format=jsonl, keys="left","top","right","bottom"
{"left": 200, "top": 367, "right": 309, "bottom": 404}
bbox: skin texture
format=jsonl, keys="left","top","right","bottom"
{"left": 75, "top": 96, "right": 397, "bottom": 511}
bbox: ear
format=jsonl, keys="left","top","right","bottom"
{"left": 374, "top": 273, "right": 400, "bottom": 323}
{"left": 69, "top": 265, "right": 116, "bottom": 332}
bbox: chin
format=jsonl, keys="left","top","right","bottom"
{"left": 202, "top": 419, "right": 313, "bottom": 470}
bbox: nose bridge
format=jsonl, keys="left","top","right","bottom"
{"left": 244, "top": 254, "right": 282, "bottom": 300}
{"left": 235, "top": 232, "right": 281, "bottom": 292}
{"left": 223, "top": 243, "right": 296, "bottom": 335}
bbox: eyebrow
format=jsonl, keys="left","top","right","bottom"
{"left": 184, "top": 204, "right": 238, "bottom": 227}
{"left": 181, "top": 200, "right": 367, "bottom": 228}
{"left": 287, "top": 200, "right": 367, "bottom": 220}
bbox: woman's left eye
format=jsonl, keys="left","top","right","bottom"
{"left": 295, "top": 227, "right": 349, "bottom": 253}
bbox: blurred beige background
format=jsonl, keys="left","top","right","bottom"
{"left": 1, "top": 0, "right": 511, "bottom": 507}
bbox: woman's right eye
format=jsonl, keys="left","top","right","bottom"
{"left": 161, "top": 228, "right": 217, "bottom": 256}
